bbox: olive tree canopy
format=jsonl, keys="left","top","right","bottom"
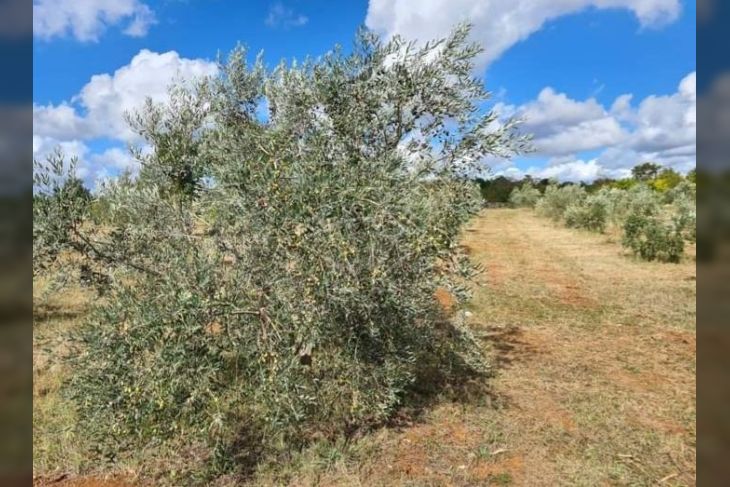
{"left": 33, "top": 24, "right": 526, "bottom": 481}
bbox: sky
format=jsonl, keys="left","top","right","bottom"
{"left": 32, "top": 0, "right": 696, "bottom": 186}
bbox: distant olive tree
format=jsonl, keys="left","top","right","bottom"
{"left": 535, "top": 183, "right": 586, "bottom": 221}
{"left": 631, "top": 162, "right": 662, "bottom": 181}
{"left": 33, "top": 152, "right": 94, "bottom": 279}
{"left": 508, "top": 182, "right": 540, "bottom": 208}
{"left": 622, "top": 213, "right": 685, "bottom": 263}
{"left": 563, "top": 192, "right": 609, "bottom": 233}
{"left": 33, "top": 25, "right": 526, "bottom": 481}
{"left": 530, "top": 180, "right": 695, "bottom": 263}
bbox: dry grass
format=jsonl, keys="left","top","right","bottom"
{"left": 33, "top": 208, "right": 696, "bottom": 486}
{"left": 454, "top": 209, "right": 695, "bottom": 486}
{"left": 33, "top": 279, "right": 93, "bottom": 479}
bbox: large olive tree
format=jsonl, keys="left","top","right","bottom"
{"left": 34, "top": 25, "right": 526, "bottom": 481}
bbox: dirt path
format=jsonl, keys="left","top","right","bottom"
{"left": 457, "top": 209, "right": 695, "bottom": 485}
{"left": 351, "top": 209, "right": 696, "bottom": 486}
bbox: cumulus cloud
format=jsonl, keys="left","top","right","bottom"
{"left": 627, "top": 71, "right": 695, "bottom": 154}
{"left": 509, "top": 88, "right": 627, "bottom": 156}
{"left": 265, "top": 2, "right": 308, "bottom": 29}
{"left": 33, "top": 50, "right": 218, "bottom": 187}
{"left": 33, "top": 0, "right": 157, "bottom": 42}
{"left": 33, "top": 102, "right": 90, "bottom": 140}
{"left": 499, "top": 157, "right": 631, "bottom": 183}
{"left": 366, "top": 0, "right": 681, "bottom": 71}
{"left": 34, "top": 49, "right": 218, "bottom": 143}
{"left": 91, "top": 147, "right": 140, "bottom": 172}
{"left": 498, "top": 72, "right": 697, "bottom": 175}
{"left": 534, "top": 158, "right": 603, "bottom": 182}
{"left": 32, "top": 135, "right": 142, "bottom": 188}
{"left": 365, "top": 0, "right": 689, "bottom": 181}
{"left": 491, "top": 72, "right": 696, "bottom": 181}
{"left": 85, "top": 147, "right": 142, "bottom": 183}
{"left": 33, "top": 135, "right": 90, "bottom": 179}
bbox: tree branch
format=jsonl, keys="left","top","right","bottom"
{"left": 71, "top": 227, "right": 162, "bottom": 278}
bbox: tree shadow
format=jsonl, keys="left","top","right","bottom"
{"left": 380, "top": 319, "right": 508, "bottom": 431}
{"left": 479, "top": 323, "right": 540, "bottom": 369}
{"left": 32, "top": 302, "right": 87, "bottom": 324}
{"left": 385, "top": 322, "right": 540, "bottom": 430}
{"left": 222, "top": 320, "right": 536, "bottom": 483}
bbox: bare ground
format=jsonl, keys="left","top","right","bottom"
{"left": 34, "top": 209, "right": 696, "bottom": 486}
{"left": 451, "top": 209, "right": 696, "bottom": 486}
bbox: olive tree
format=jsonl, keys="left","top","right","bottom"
{"left": 535, "top": 183, "right": 586, "bottom": 221}
{"left": 563, "top": 192, "right": 609, "bottom": 233}
{"left": 508, "top": 182, "right": 540, "bottom": 208}
{"left": 34, "top": 25, "right": 526, "bottom": 480}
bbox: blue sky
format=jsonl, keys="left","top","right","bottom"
{"left": 33, "top": 0, "right": 697, "bottom": 185}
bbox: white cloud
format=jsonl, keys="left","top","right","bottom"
{"left": 627, "top": 71, "right": 695, "bottom": 154}
{"left": 364, "top": 0, "right": 688, "bottom": 181}
{"left": 610, "top": 94, "right": 634, "bottom": 120}
{"left": 265, "top": 2, "right": 308, "bottom": 29}
{"left": 679, "top": 71, "right": 696, "bottom": 99}
{"left": 75, "top": 49, "right": 217, "bottom": 140}
{"left": 122, "top": 4, "right": 156, "bottom": 37}
{"left": 499, "top": 157, "right": 629, "bottom": 183}
{"left": 366, "top": 0, "right": 681, "bottom": 71}
{"left": 514, "top": 88, "right": 627, "bottom": 156}
{"left": 536, "top": 158, "right": 603, "bottom": 182}
{"left": 504, "top": 157, "right": 636, "bottom": 182}
{"left": 33, "top": 103, "right": 90, "bottom": 140}
{"left": 490, "top": 71, "right": 696, "bottom": 181}
{"left": 33, "top": 135, "right": 91, "bottom": 181}
{"left": 33, "top": 135, "right": 88, "bottom": 162}
{"left": 34, "top": 49, "right": 218, "bottom": 142}
{"left": 514, "top": 73, "right": 695, "bottom": 163}
{"left": 91, "top": 147, "right": 140, "bottom": 173}
{"left": 33, "top": 50, "right": 218, "bottom": 187}
{"left": 33, "top": 135, "right": 143, "bottom": 187}
{"left": 85, "top": 147, "right": 142, "bottom": 184}
{"left": 33, "top": 0, "right": 157, "bottom": 42}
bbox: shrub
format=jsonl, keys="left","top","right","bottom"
{"left": 563, "top": 193, "right": 608, "bottom": 233}
{"left": 607, "top": 184, "right": 660, "bottom": 225}
{"left": 508, "top": 183, "right": 540, "bottom": 208}
{"left": 530, "top": 178, "right": 694, "bottom": 263}
{"left": 610, "top": 178, "right": 638, "bottom": 190}
{"left": 535, "top": 183, "right": 586, "bottom": 221}
{"left": 33, "top": 152, "right": 91, "bottom": 278}
{"left": 622, "top": 213, "right": 685, "bottom": 262}
{"left": 650, "top": 168, "right": 683, "bottom": 193}
{"left": 672, "top": 193, "right": 697, "bottom": 242}
{"left": 665, "top": 179, "right": 696, "bottom": 204}
{"left": 34, "top": 25, "right": 525, "bottom": 481}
